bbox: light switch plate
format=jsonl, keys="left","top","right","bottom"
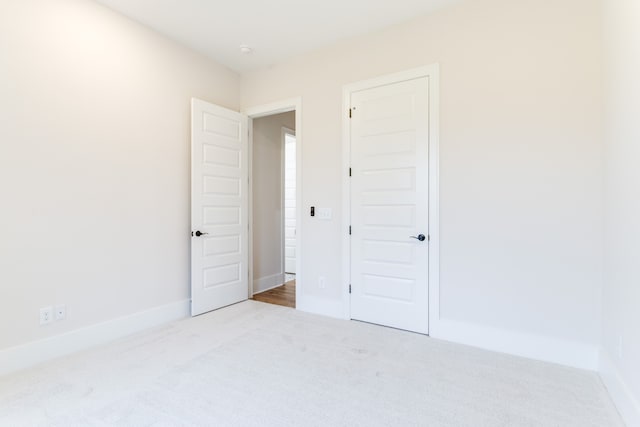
{"left": 316, "top": 208, "right": 332, "bottom": 220}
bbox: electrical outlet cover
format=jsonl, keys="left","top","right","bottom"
{"left": 39, "top": 306, "right": 53, "bottom": 325}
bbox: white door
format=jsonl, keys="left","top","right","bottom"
{"left": 349, "top": 77, "right": 429, "bottom": 334}
{"left": 191, "top": 98, "right": 248, "bottom": 316}
{"left": 283, "top": 131, "right": 296, "bottom": 274}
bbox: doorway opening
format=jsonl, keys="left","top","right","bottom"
{"left": 249, "top": 107, "right": 299, "bottom": 309}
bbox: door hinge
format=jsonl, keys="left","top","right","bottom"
{"left": 349, "top": 225, "right": 352, "bottom": 235}
{"left": 349, "top": 108, "right": 352, "bottom": 118}
{"left": 349, "top": 167, "right": 351, "bottom": 177}
{"left": 349, "top": 284, "right": 352, "bottom": 294}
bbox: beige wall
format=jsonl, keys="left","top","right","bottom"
{"left": 602, "top": 0, "right": 640, "bottom": 423}
{"left": 252, "top": 112, "right": 295, "bottom": 292}
{"left": 0, "top": 0, "right": 239, "bottom": 350}
{"left": 0, "top": 0, "right": 612, "bottom": 375}
{"left": 241, "top": 0, "right": 603, "bottom": 350}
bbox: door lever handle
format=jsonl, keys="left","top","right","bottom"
{"left": 410, "top": 234, "right": 426, "bottom": 242}
{"left": 194, "top": 230, "right": 208, "bottom": 237}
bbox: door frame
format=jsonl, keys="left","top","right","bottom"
{"left": 245, "top": 98, "right": 302, "bottom": 306}
{"left": 341, "top": 65, "right": 440, "bottom": 334}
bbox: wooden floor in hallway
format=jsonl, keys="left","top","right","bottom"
{"left": 252, "top": 280, "right": 296, "bottom": 308}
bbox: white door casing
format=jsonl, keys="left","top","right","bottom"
{"left": 191, "top": 98, "right": 248, "bottom": 316}
{"left": 283, "top": 130, "right": 297, "bottom": 274}
{"left": 349, "top": 77, "right": 430, "bottom": 334}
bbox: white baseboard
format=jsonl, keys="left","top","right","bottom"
{"left": 253, "top": 273, "right": 285, "bottom": 294}
{"left": 599, "top": 350, "right": 640, "bottom": 427}
{"left": 430, "top": 318, "right": 599, "bottom": 370}
{"left": 0, "top": 299, "right": 190, "bottom": 377}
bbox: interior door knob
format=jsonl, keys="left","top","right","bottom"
{"left": 410, "top": 234, "right": 426, "bottom": 242}
{"left": 194, "top": 230, "right": 208, "bottom": 237}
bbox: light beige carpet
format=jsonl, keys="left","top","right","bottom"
{"left": 0, "top": 301, "right": 623, "bottom": 426}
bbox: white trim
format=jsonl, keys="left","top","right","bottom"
{"left": 248, "top": 118, "right": 255, "bottom": 298}
{"left": 0, "top": 299, "right": 189, "bottom": 376}
{"left": 244, "top": 97, "right": 303, "bottom": 310}
{"left": 341, "top": 82, "right": 352, "bottom": 320}
{"left": 245, "top": 97, "right": 299, "bottom": 118}
{"left": 253, "top": 273, "right": 286, "bottom": 294}
{"left": 432, "top": 318, "right": 599, "bottom": 370}
{"left": 426, "top": 65, "right": 441, "bottom": 333}
{"left": 341, "top": 65, "right": 441, "bottom": 332}
{"left": 599, "top": 350, "right": 640, "bottom": 426}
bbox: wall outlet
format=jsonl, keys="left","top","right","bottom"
{"left": 55, "top": 305, "right": 66, "bottom": 321}
{"left": 318, "top": 276, "right": 326, "bottom": 289}
{"left": 39, "top": 306, "right": 53, "bottom": 325}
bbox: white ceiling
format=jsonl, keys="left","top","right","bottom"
{"left": 94, "top": 0, "right": 460, "bottom": 73}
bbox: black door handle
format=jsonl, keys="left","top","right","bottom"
{"left": 194, "top": 230, "right": 208, "bottom": 237}
{"left": 410, "top": 234, "right": 426, "bottom": 242}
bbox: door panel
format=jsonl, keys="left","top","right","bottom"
{"left": 191, "top": 98, "right": 248, "bottom": 316}
{"left": 350, "top": 77, "right": 429, "bottom": 334}
{"left": 284, "top": 132, "right": 297, "bottom": 274}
